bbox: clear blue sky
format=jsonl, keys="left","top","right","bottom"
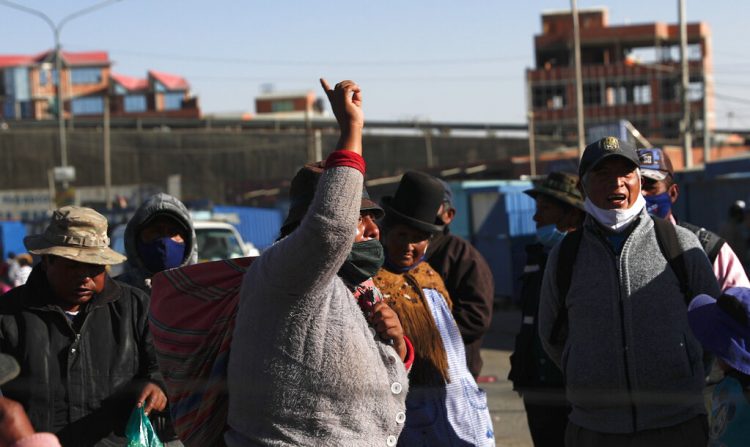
{"left": 1, "top": 0, "right": 749, "bottom": 128}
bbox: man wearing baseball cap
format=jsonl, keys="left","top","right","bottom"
{"left": 0, "top": 206, "right": 167, "bottom": 446}
{"left": 538, "top": 137, "right": 720, "bottom": 446}
{"left": 639, "top": 147, "right": 749, "bottom": 292}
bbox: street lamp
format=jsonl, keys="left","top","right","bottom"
{"left": 0, "top": 0, "right": 123, "bottom": 185}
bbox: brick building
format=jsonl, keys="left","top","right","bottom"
{"left": 0, "top": 49, "right": 199, "bottom": 120}
{"left": 527, "top": 8, "right": 713, "bottom": 141}
{"left": 254, "top": 90, "right": 323, "bottom": 119}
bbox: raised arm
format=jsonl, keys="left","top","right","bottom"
{"left": 253, "top": 79, "right": 367, "bottom": 297}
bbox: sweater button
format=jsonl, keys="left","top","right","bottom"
{"left": 391, "top": 382, "right": 402, "bottom": 395}
{"left": 386, "top": 435, "right": 397, "bottom": 446}
{"left": 396, "top": 411, "right": 406, "bottom": 424}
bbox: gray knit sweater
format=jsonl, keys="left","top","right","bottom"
{"left": 539, "top": 210, "right": 720, "bottom": 434}
{"left": 225, "top": 166, "right": 409, "bottom": 447}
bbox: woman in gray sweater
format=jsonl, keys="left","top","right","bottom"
{"left": 225, "top": 79, "right": 413, "bottom": 447}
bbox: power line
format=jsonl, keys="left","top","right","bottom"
{"left": 187, "top": 74, "right": 521, "bottom": 83}
{"left": 68, "top": 44, "right": 529, "bottom": 67}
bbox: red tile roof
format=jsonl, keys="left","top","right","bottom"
{"left": 0, "top": 50, "right": 109, "bottom": 68}
{"left": 0, "top": 55, "right": 34, "bottom": 68}
{"left": 60, "top": 50, "right": 109, "bottom": 65}
{"left": 149, "top": 70, "right": 189, "bottom": 90}
{"left": 110, "top": 73, "right": 149, "bottom": 91}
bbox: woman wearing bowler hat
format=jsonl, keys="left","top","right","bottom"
{"left": 374, "top": 171, "right": 495, "bottom": 446}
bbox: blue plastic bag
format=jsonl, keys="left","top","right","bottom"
{"left": 125, "top": 407, "right": 164, "bottom": 447}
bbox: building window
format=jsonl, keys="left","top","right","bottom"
{"left": 634, "top": 84, "right": 652, "bottom": 105}
{"left": 271, "top": 100, "right": 295, "bottom": 113}
{"left": 71, "top": 68, "right": 102, "bottom": 85}
{"left": 124, "top": 94, "right": 147, "bottom": 112}
{"left": 532, "top": 85, "right": 566, "bottom": 110}
{"left": 606, "top": 86, "right": 627, "bottom": 106}
{"left": 163, "top": 92, "right": 183, "bottom": 110}
{"left": 40, "top": 69, "right": 58, "bottom": 86}
{"left": 72, "top": 96, "right": 104, "bottom": 115}
{"left": 584, "top": 83, "right": 602, "bottom": 105}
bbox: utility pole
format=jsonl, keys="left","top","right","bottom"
{"left": 103, "top": 95, "right": 112, "bottom": 210}
{"left": 572, "top": 0, "right": 585, "bottom": 158}
{"left": 679, "top": 0, "right": 693, "bottom": 167}
{"left": 526, "top": 73, "right": 537, "bottom": 176}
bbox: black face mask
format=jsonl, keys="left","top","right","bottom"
{"left": 338, "top": 239, "right": 385, "bottom": 285}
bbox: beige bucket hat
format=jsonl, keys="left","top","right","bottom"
{"left": 24, "top": 206, "right": 126, "bottom": 265}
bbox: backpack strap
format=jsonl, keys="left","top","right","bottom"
{"left": 549, "top": 230, "right": 583, "bottom": 345}
{"left": 652, "top": 217, "right": 692, "bottom": 305}
{"left": 678, "top": 221, "right": 725, "bottom": 265}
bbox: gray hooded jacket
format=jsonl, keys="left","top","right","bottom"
{"left": 539, "top": 209, "right": 720, "bottom": 434}
{"left": 117, "top": 193, "right": 198, "bottom": 291}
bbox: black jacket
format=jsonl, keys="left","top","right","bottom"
{"left": 0, "top": 266, "right": 165, "bottom": 447}
{"left": 508, "top": 243, "right": 564, "bottom": 391}
{"left": 426, "top": 228, "right": 495, "bottom": 377}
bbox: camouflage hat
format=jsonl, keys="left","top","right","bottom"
{"left": 24, "top": 206, "right": 126, "bottom": 265}
{"left": 524, "top": 171, "right": 584, "bottom": 210}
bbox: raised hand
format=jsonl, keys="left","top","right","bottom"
{"left": 320, "top": 78, "right": 363, "bottom": 155}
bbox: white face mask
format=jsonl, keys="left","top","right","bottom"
{"left": 584, "top": 195, "right": 646, "bottom": 233}
{"left": 583, "top": 168, "right": 646, "bottom": 233}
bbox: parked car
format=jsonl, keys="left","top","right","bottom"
{"left": 108, "top": 220, "right": 260, "bottom": 276}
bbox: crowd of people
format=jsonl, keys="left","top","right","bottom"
{"left": 0, "top": 78, "right": 747, "bottom": 447}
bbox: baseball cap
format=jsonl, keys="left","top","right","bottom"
{"left": 579, "top": 136, "right": 640, "bottom": 178}
{"left": 638, "top": 148, "right": 674, "bottom": 181}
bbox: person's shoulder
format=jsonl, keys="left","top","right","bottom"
{"left": 672, "top": 223, "right": 703, "bottom": 249}
{"left": 0, "top": 286, "right": 28, "bottom": 313}
{"left": 109, "top": 277, "right": 150, "bottom": 305}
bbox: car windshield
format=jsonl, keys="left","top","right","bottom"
{"left": 196, "top": 228, "right": 244, "bottom": 261}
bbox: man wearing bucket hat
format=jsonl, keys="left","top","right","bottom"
{"left": 688, "top": 287, "right": 750, "bottom": 445}
{"left": 508, "top": 171, "right": 584, "bottom": 447}
{"left": 639, "top": 147, "right": 750, "bottom": 292}
{"left": 0, "top": 206, "right": 167, "bottom": 446}
{"left": 538, "top": 137, "right": 720, "bottom": 446}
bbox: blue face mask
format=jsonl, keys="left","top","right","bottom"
{"left": 536, "top": 224, "right": 567, "bottom": 248}
{"left": 645, "top": 192, "right": 672, "bottom": 219}
{"left": 136, "top": 237, "right": 186, "bottom": 274}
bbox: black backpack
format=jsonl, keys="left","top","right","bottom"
{"left": 678, "top": 221, "right": 725, "bottom": 266}
{"left": 549, "top": 217, "right": 692, "bottom": 344}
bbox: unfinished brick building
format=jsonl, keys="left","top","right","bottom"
{"left": 527, "top": 8, "right": 713, "bottom": 142}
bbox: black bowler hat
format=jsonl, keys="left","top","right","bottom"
{"left": 381, "top": 171, "right": 445, "bottom": 234}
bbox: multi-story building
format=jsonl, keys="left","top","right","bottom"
{"left": 527, "top": 8, "right": 712, "bottom": 142}
{"left": 0, "top": 49, "right": 199, "bottom": 120}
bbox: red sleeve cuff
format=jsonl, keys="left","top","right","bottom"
{"left": 402, "top": 336, "right": 415, "bottom": 372}
{"left": 325, "top": 150, "right": 366, "bottom": 175}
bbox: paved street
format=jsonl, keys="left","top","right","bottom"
{"left": 481, "top": 306, "right": 533, "bottom": 446}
